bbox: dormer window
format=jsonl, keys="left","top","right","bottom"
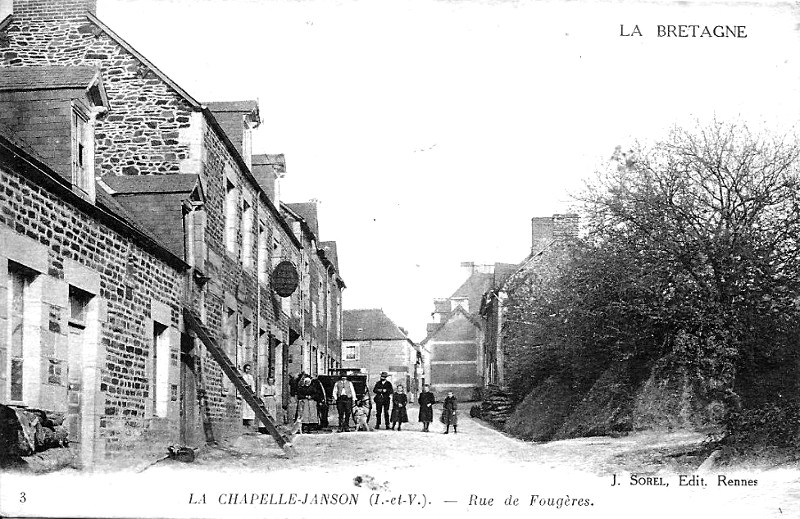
{"left": 0, "top": 66, "right": 108, "bottom": 205}
{"left": 72, "top": 104, "right": 95, "bottom": 202}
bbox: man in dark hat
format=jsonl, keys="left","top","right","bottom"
{"left": 372, "top": 372, "right": 394, "bottom": 430}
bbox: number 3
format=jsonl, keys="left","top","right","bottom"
{"left": 20, "top": 492, "right": 26, "bottom": 503}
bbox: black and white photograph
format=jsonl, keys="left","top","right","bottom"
{"left": 0, "top": 0, "right": 799, "bottom": 517}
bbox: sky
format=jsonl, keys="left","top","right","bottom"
{"left": 3, "top": 0, "right": 798, "bottom": 340}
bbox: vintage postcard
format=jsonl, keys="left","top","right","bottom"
{"left": 1, "top": 0, "right": 799, "bottom": 518}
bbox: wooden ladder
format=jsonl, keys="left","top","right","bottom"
{"left": 183, "top": 308, "right": 297, "bottom": 457}
{"left": 194, "top": 349, "right": 216, "bottom": 445}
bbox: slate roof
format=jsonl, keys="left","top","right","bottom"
{"left": 0, "top": 66, "right": 100, "bottom": 90}
{"left": 102, "top": 173, "right": 202, "bottom": 195}
{"left": 205, "top": 100, "right": 259, "bottom": 113}
{"left": 285, "top": 202, "right": 320, "bottom": 240}
{"left": 0, "top": 125, "right": 186, "bottom": 270}
{"left": 94, "top": 186, "right": 170, "bottom": 250}
{"left": 450, "top": 271, "right": 495, "bottom": 316}
{"left": 252, "top": 153, "right": 286, "bottom": 174}
{"left": 253, "top": 154, "right": 286, "bottom": 165}
{"left": 101, "top": 174, "right": 201, "bottom": 259}
{"left": 343, "top": 309, "right": 409, "bottom": 341}
{"left": 493, "top": 262, "right": 520, "bottom": 287}
{"left": 81, "top": 13, "right": 301, "bottom": 249}
{"left": 320, "top": 241, "right": 339, "bottom": 270}
{"left": 420, "top": 305, "right": 482, "bottom": 346}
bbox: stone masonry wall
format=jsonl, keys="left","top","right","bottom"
{"left": 198, "top": 122, "right": 292, "bottom": 435}
{"left": 1, "top": 12, "right": 194, "bottom": 178}
{"left": 0, "top": 160, "right": 184, "bottom": 464}
{"left": 11, "top": 0, "right": 98, "bottom": 22}
{"left": 2, "top": 4, "right": 302, "bottom": 439}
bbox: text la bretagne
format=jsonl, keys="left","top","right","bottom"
{"left": 620, "top": 24, "right": 747, "bottom": 38}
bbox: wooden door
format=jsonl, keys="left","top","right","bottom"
{"left": 179, "top": 333, "right": 198, "bottom": 446}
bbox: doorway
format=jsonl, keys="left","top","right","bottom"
{"left": 179, "top": 333, "right": 198, "bottom": 446}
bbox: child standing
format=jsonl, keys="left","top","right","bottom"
{"left": 390, "top": 385, "right": 408, "bottom": 430}
{"left": 440, "top": 390, "right": 458, "bottom": 434}
{"left": 417, "top": 384, "right": 435, "bottom": 432}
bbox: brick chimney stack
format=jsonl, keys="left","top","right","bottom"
{"left": 12, "top": 0, "right": 97, "bottom": 20}
{"left": 531, "top": 213, "right": 578, "bottom": 253}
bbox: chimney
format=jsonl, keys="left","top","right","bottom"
{"left": 450, "top": 297, "right": 469, "bottom": 313}
{"left": 252, "top": 154, "right": 285, "bottom": 205}
{"left": 531, "top": 213, "right": 578, "bottom": 253}
{"left": 204, "top": 101, "right": 260, "bottom": 170}
{"left": 552, "top": 213, "right": 579, "bottom": 243}
{"left": 13, "top": 0, "right": 97, "bottom": 20}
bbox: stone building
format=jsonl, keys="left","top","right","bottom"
{"left": 280, "top": 202, "right": 345, "bottom": 381}
{"left": 342, "top": 309, "right": 418, "bottom": 399}
{"left": 0, "top": 0, "right": 344, "bottom": 463}
{"left": 420, "top": 263, "right": 516, "bottom": 401}
{"left": 479, "top": 214, "right": 579, "bottom": 387}
{"left": 0, "top": 67, "right": 189, "bottom": 466}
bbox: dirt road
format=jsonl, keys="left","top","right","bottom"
{"left": 2, "top": 404, "right": 798, "bottom": 519}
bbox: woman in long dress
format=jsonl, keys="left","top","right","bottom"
{"left": 390, "top": 385, "right": 409, "bottom": 430}
{"left": 296, "top": 376, "right": 319, "bottom": 433}
{"left": 261, "top": 376, "right": 279, "bottom": 422}
{"left": 240, "top": 364, "right": 256, "bottom": 427}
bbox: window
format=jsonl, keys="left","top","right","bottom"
{"left": 344, "top": 343, "right": 359, "bottom": 361}
{"left": 222, "top": 308, "right": 237, "bottom": 393}
{"left": 257, "top": 329, "right": 269, "bottom": 382}
{"left": 281, "top": 292, "right": 291, "bottom": 316}
{"left": 153, "top": 321, "right": 169, "bottom": 417}
{"left": 241, "top": 199, "right": 254, "bottom": 269}
{"left": 7, "top": 262, "right": 35, "bottom": 402}
{"left": 47, "top": 359, "right": 63, "bottom": 385}
{"left": 224, "top": 309, "right": 237, "bottom": 360}
{"left": 311, "top": 301, "right": 317, "bottom": 327}
{"left": 272, "top": 230, "right": 282, "bottom": 262}
{"left": 69, "top": 286, "right": 92, "bottom": 326}
{"left": 6, "top": 261, "right": 36, "bottom": 402}
{"left": 257, "top": 223, "right": 268, "bottom": 283}
{"left": 71, "top": 107, "right": 95, "bottom": 201}
{"left": 225, "top": 178, "right": 239, "bottom": 255}
{"left": 241, "top": 318, "right": 252, "bottom": 367}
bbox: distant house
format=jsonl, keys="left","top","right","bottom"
{"left": 421, "top": 263, "right": 517, "bottom": 401}
{"left": 480, "top": 214, "right": 579, "bottom": 389}
{"left": 342, "top": 309, "right": 419, "bottom": 399}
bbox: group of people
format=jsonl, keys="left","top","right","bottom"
{"left": 238, "top": 365, "right": 459, "bottom": 435}
{"left": 373, "top": 371, "right": 458, "bottom": 434}
{"left": 239, "top": 363, "right": 279, "bottom": 428}
{"left": 291, "top": 371, "right": 331, "bottom": 433}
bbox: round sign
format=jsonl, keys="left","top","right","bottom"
{"left": 271, "top": 260, "right": 299, "bottom": 297}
